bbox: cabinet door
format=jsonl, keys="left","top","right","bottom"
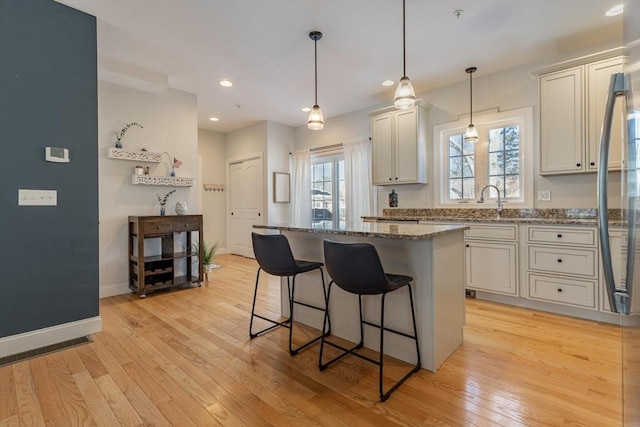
{"left": 465, "top": 240, "right": 518, "bottom": 295}
{"left": 371, "top": 112, "right": 394, "bottom": 185}
{"left": 395, "top": 108, "right": 419, "bottom": 183}
{"left": 539, "top": 67, "right": 584, "bottom": 174}
{"left": 587, "top": 57, "right": 624, "bottom": 171}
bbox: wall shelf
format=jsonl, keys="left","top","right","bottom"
{"left": 132, "top": 175, "right": 194, "bottom": 187}
{"left": 108, "top": 147, "right": 162, "bottom": 162}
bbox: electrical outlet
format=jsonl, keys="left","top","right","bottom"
{"left": 18, "top": 189, "right": 57, "bottom": 206}
{"left": 537, "top": 191, "right": 551, "bottom": 202}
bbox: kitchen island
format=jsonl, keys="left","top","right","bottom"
{"left": 253, "top": 222, "right": 468, "bottom": 372}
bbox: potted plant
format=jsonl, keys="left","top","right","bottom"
{"left": 193, "top": 240, "right": 220, "bottom": 273}
{"left": 156, "top": 189, "right": 176, "bottom": 216}
{"left": 114, "top": 122, "right": 143, "bottom": 148}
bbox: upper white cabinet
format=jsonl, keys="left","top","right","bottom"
{"left": 534, "top": 50, "right": 625, "bottom": 175}
{"left": 370, "top": 103, "right": 429, "bottom": 185}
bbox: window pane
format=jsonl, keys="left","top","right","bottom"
{"left": 463, "top": 139, "right": 475, "bottom": 155}
{"left": 489, "top": 128, "right": 504, "bottom": 152}
{"left": 504, "top": 126, "right": 520, "bottom": 150}
{"left": 449, "top": 135, "right": 463, "bottom": 157}
{"left": 323, "top": 163, "right": 332, "bottom": 181}
{"left": 462, "top": 155, "right": 474, "bottom": 178}
{"left": 312, "top": 164, "right": 323, "bottom": 182}
{"left": 505, "top": 150, "right": 520, "bottom": 174}
{"left": 505, "top": 175, "right": 520, "bottom": 198}
{"left": 489, "top": 177, "right": 504, "bottom": 196}
{"left": 450, "top": 157, "right": 462, "bottom": 178}
{"left": 462, "top": 178, "right": 475, "bottom": 199}
{"left": 338, "top": 161, "right": 344, "bottom": 180}
{"left": 489, "top": 152, "right": 504, "bottom": 176}
{"left": 449, "top": 179, "right": 462, "bottom": 199}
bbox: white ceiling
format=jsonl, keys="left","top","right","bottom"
{"left": 56, "top": 0, "right": 623, "bottom": 133}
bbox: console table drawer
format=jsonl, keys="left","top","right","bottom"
{"left": 528, "top": 246, "right": 596, "bottom": 277}
{"left": 174, "top": 217, "right": 200, "bottom": 231}
{"left": 142, "top": 219, "right": 174, "bottom": 236}
{"left": 528, "top": 273, "right": 596, "bottom": 309}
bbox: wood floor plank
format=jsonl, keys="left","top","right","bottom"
{"left": 12, "top": 361, "right": 45, "bottom": 427}
{"left": 0, "top": 366, "right": 18, "bottom": 425}
{"left": 0, "top": 254, "right": 624, "bottom": 426}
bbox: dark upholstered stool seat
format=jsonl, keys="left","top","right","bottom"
{"left": 320, "top": 240, "right": 421, "bottom": 401}
{"left": 250, "top": 232, "right": 330, "bottom": 355}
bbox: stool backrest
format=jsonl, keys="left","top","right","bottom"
{"left": 252, "top": 233, "right": 298, "bottom": 276}
{"left": 323, "top": 240, "right": 389, "bottom": 295}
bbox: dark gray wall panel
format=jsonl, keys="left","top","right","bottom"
{"left": 0, "top": 0, "right": 99, "bottom": 337}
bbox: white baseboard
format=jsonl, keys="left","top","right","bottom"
{"left": 0, "top": 316, "right": 102, "bottom": 358}
{"left": 100, "top": 283, "right": 130, "bottom": 298}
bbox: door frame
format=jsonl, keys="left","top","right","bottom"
{"left": 226, "top": 151, "right": 265, "bottom": 257}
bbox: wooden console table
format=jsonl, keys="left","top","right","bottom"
{"left": 128, "top": 215, "right": 203, "bottom": 297}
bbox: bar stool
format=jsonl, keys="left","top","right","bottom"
{"left": 320, "top": 240, "right": 421, "bottom": 401}
{"left": 250, "top": 232, "right": 330, "bottom": 355}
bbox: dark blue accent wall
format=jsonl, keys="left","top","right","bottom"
{"left": 0, "top": 0, "right": 99, "bottom": 337}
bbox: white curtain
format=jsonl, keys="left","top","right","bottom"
{"left": 344, "top": 139, "right": 373, "bottom": 223}
{"left": 291, "top": 149, "right": 312, "bottom": 226}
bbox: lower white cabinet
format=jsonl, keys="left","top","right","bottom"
{"left": 525, "top": 225, "right": 598, "bottom": 310}
{"left": 464, "top": 224, "right": 518, "bottom": 296}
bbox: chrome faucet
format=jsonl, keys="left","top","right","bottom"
{"left": 477, "top": 184, "right": 503, "bottom": 219}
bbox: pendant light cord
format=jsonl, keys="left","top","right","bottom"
{"left": 402, "top": 0, "right": 406, "bottom": 77}
{"left": 314, "top": 37, "right": 318, "bottom": 105}
{"left": 469, "top": 70, "right": 472, "bottom": 124}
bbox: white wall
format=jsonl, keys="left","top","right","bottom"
{"left": 267, "top": 122, "right": 295, "bottom": 224}
{"left": 98, "top": 81, "right": 199, "bottom": 297}
{"left": 198, "top": 128, "right": 226, "bottom": 251}
{"left": 294, "top": 43, "right": 623, "bottom": 214}
{"left": 225, "top": 121, "right": 267, "bottom": 160}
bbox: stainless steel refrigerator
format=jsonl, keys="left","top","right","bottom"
{"left": 597, "top": 1, "right": 639, "bottom": 424}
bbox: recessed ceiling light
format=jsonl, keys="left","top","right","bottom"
{"left": 209, "top": 117, "right": 219, "bottom": 121}
{"left": 219, "top": 80, "right": 233, "bottom": 87}
{"left": 302, "top": 107, "right": 311, "bottom": 112}
{"left": 605, "top": 4, "right": 623, "bottom": 17}
{"left": 382, "top": 80, "right": 395, "bottom": 87}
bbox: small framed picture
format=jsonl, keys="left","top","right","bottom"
{"left": 274, "top": 172, "right": 290, "bottom": 203}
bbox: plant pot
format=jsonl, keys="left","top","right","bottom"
{"left": 160, "top": 206, "right": 166, "bottom": 216}
{"left": 205, "top": 264, "right": 214, "bottom": 273}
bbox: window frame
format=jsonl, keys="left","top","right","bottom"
{"left": 433, "top": 106, "right": 534, "bottom": 208}
{"left": 311, "top": 152, "right": 345, "bottom": 228}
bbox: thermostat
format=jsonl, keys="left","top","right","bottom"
{"left": 45, "top": 147, "right": 69, "bottom": 163}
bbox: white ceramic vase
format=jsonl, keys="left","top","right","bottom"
{"left": 175, "top": 201, "right": 187, "bottom": 215}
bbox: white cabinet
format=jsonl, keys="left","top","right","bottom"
{"left": 370, "top": 103, "right": 428, "bottom": 185}
{"left": 464, "top": 224, "right": 518, "bottom": 296}
{"left": 536, "top": 53, "right": 624, "bottom": 175}
{"left": 525, "top": 225, "right": 598, "bottom": 309}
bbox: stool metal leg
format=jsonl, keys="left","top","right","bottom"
{"left": 249, "top": 268, "right": 291, "bottom": 338}
{"left": 289, "top": 266, "right": 331, "bottom": 356}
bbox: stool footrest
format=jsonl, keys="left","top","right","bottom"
{"left": 249, "top": 314, "right": 291, "bottom": 338}
{"left": 361, "top": 320, "right": 418, "bottom": 340}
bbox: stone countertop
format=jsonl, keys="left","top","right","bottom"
{"left": 363, "top": 208, "right": 626, "bottom": 227}
{"left": 253, "top": 222, "right": 469, "bottom": 241}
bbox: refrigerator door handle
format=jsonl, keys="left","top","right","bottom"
{"left": 597, "top": 72, "right": 629, "bottom": 314}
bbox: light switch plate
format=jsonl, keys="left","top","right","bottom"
{"left": 18, "top": 189, "right": 57, "bottom": 206}
{"left": 537, "top": 191, "right": 551, "bottom": 202}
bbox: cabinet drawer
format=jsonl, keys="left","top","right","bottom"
{"left": 528, "top": 273, "right": 597, "bottom": 309}
{"left": 142, "top": 219, "right": 173, "bottom": 236}
{"left": 528, "top": 246, "right": 596, "bottom": 277}
{"left": 464, "top": 224, "right": 518, "bottom": 241}
{"left": 527, "top": 226, "right": 596, "bottom": 246}
{"left": 174, "top": 217, "right": 200, "bottom": 231}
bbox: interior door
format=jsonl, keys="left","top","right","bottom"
{"left": 229, "top": 157, "right": 263, "bottom": 258}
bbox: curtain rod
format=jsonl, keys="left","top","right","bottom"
{"left": 288, "top": 138, "right": 371, "bottom": 155}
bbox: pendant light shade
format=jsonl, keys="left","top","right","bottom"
{"left": 394, "top": 0, "right": 415, "bottom": 110}
{"left": 464, "top": 66, "right": 478, "bottom": 143}
{"left": 307, "top": 31, "right": 324, "bottom": 130}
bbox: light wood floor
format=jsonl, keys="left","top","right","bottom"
{"left": 1, "top": 254, "right": 623, "bottom": 426}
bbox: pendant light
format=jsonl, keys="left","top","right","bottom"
{"left": 464, "top": 66, "right": 479, "bottom": 143}
{"left": 307, "top": 31, "right": 324, "bottom": 130}
{"left": 394, "top": 0, "right": 416, "bottom": 110}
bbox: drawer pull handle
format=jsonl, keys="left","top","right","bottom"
{"left": 557, "top": 258, "right": 563, "bottom": 263}
{"left": 557, "top": 234, "right": 562, "bottom": 238}
{"left": 576, "top": 163, "right": 581, "bottom": 167}
{"left": 466, "top": 244, "right": 469, "bottom": 247}
{"left": 156, "top": 226, "right": 161, "bottom": 229}
{"left": 590, "top": 161, "right": 595, "bottom": 166}
{"left": 557, "top": 288, "right": 563, "bottom": 293}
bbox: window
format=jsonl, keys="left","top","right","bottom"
{"left": 435, "top": 107, "right": 533, "bottom": 207}
{"left": 311, "top": 154, "right": 345, "bottom": 228}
